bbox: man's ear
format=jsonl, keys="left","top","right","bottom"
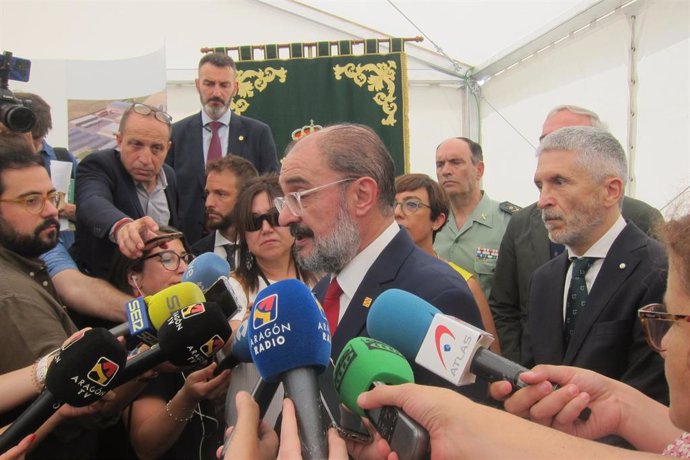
{"left": 602, "top": 176, "right": 624, "bottom": 208}
{"left": 350, "top": 177, "right": 379, "bottom": 217}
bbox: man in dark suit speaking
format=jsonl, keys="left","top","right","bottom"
{"left": 523, "top": 126, "right": 667, "bottom": 404}
{"left": 276, "top": 123, "right": 486, "bottom": 401}
{"left": 167, "top": 53, "right": 280, "bottom": 244}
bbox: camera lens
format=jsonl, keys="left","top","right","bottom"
{"left": 0, "top": 104, "right": 36, "bottom": 133}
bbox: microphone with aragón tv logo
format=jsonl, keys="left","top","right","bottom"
{"left": 182, "top": 252, "right": 240, "bottom": 319}
{"left": 0, "top": 328, "right": 127, "bottom": 453}
{"left": 366, "top": 289, "right": 591, "bottom": 421}
{"left": 334, "top": 337, "right": 429, "bottom": 460}
{"left": 248, "top": 279, "right": 331, "bottom": 460}
{"left": 109, "top": 281, "right": 206, "bottom": 345}
{"left": 114, "top": 302, "right": 232, "bottom": 384}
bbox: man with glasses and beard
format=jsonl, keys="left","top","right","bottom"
{"left": 71, "top": 103, "right": 180, "bottom": 280}
{"left": 276, "top": 123, "right": 486, "bottom": 402}
{"left": 0, "top": 138, "right": 83, "bottom": 454}
{"left": 523, "top": 126, "right": 667, "bottom": 408}
{"left": 167, "top": 53, "right": 279, "bottom": 245}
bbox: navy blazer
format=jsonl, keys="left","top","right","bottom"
{"left": 523, "top": 222, "right": 668, "bottom": 404}
{"left": 167, "top": 112, "right": 279, "bottom": 244}
{"left": 314, "top": 228, "right": 488, "bottom": 402}
{"left": 191, "top": 232, "right": 215, "bottom": 256}
{"left": 490, "top": 197, "right": 664, "bottom": 363}
{"left": 72, "top": 149, "right": 179, "bottom": 278}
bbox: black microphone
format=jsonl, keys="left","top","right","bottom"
{"left": 0, "top": 328, "right": 127, "bottom": 453}
{"left": 114, "top": 302, "right": 232, "bottom": 385}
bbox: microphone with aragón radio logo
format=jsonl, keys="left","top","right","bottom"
{"left": 248, "top": 279, "right": 331, "bottom": 460}
{"left": 334, "top": 336, "right": 429, "bottom": 460}
{"left": 0, "top": 328, "right": 127, "bottom": 453}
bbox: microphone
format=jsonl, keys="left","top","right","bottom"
{"left": 367, "top": 289, "right": 591, "bottom": 420}
{"left": 334, "top": 337, "right": 429, "bottom": 460}
{"left": 248, "top": 279, "right": 331, "bottom": 460}
{"left": 213, "top": 318, "right": 252, "bottom": 376}
{"left": 114, "top": 302, "right": 232, "bottom": 384}
{"left": 182, "top": 252, "right": 230, "bottom": 291}
{"left": 0, "top": 329, "right": 127, "bottom": 453}
{"left": 109, "top": 282, "right": 206, "bottom": 345}
{"left": 183, "top": 252, "right": 240, "bottom": 319}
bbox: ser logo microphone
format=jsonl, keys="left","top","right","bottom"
{"left": 87, "top": 356, "right": 121, "bottom": 387}
{"left": 253, "top": 293, "right": 278, "bottom": 329}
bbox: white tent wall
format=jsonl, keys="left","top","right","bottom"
{"left": 0, "top": 0, "right": 464, "bottom": 177}
{"left": 478, "top": 0, "right": 689, "bottom": 215}
{"left": 0, "top": 0, "right": 686, "bottom": 215}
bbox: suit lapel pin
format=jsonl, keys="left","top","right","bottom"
{"left": 619, "top": 263, "right": 626, "bottom": 269}
{"left": 362, "top": 297, "right": 372, "bottom": 308}
{"left": 238, "top": 135, "right": 245, "bottom": 142}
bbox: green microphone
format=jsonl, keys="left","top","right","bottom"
{"left": 334, "top": 336, "right": 414, "bottom": 416}
{"left": 334, "top": 337, "right": 429, "bottom": 460}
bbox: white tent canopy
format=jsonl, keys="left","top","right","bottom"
{"left": 1, "top": 0, "right": 687, "bottom": 213}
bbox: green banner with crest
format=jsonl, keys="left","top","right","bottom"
{"left": 228, "top": 52, "right": 409, "bottom": 174}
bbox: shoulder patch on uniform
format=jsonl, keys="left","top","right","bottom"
{"left": 499, "top": 201, "right": 522, "bottom": 215}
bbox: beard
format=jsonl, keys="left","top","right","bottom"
{"left": 205, "top": 210, "right": 233, "bottom": 231}
{"left": 0, "top": 217, "right": 60, "bottom": 258}
{"left": 541, "top": 195, "right": 604, "bottom": 249}
{"left": 202, "top": 96, "right": 230, "bottom": 120}
{"left": 291, "top": 201, "right": 360, "bottom": 274}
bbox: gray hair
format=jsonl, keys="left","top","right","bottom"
{"left": 315, "top": 123, "right": 396, "bottom": 214}
{"left": 545, "top": 105, "right": 608, "bottom": 131}
{"left": 538, "top": 126, "right": 628, "bottom": 190}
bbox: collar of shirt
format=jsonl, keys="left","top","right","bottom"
{"left": 446, "top": 190, "right": 496, "bottom": 233}
{"left": 566, "top": 214, "right": 627, "bottom": 260}
{"left": 213, "top": 231, "right": 235, "bottom": 248}
{"left": 562, "top": 215, "right": 627, "bottom": 318}
{"left": 201, "top": 109, "right": 232, "bottom": 127}
{"left": 134, "top": 167, "right": 168, "bottom": 193}
{"left": 334, "top": 220, "right": 399, "bottom": 315}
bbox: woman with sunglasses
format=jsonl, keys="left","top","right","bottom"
{"left": 109, "top": 227, "right": 231, "bottom": 460}
{"left": 224, "top": 175, "right": 318, "bottom": 428}
{"left": 356, "top": 213, "right": 690, "bottom": 459}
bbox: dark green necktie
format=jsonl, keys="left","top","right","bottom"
{"left": 223, "top": 243, "right": 237, "bottom": 271}
{"left": 564, "top": 257, "right": 597, "bottom": 347}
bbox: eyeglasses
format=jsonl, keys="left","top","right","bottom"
{"left": 394, "top": 198, "right": 431, "bottom": 216}
{"left": 142, "top": 250, "right": 193, "bottom": 272}
{"left": 274, "top": 178, "right": 355, "bottom": 217}
{"left": 129, "top": 103, "right": 172, "bottom": 125}
{"left": 638, "top": 303, "right": 690, "bottom": 352}
{"left": 247, "top": 208, "right": 281, "bottom": 232}
{"left": 0, "top": 191, "right": 59, "bottom": 214}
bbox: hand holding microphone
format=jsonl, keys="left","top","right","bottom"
{"left": 0, "top": 328, "right": 127, "bottom": 453}
{"left": 366, "top": 289, "right": 591, "bottom": 421}
{"left": 334, "top": 337, "right": 429, "bottom": 460}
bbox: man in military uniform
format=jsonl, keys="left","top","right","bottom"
{"left": 433, "top": 137, "right": 518, "bottom": 299}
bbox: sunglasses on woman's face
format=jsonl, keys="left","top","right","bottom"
{"left": 247, "top": 208, "right": 281, "bottom": 232}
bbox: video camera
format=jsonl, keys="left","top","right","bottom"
{"left": 0, "top": 51, "right": 35, "bottom": 133}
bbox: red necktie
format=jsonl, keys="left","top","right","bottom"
{"left": 207, "top": 121, "right": 222, "bottom": 163}
{"left": 322, "top": 277, "right": 342, "bottom": 335}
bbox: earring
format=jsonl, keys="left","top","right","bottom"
{"left": 245, "top": 252, "right": 254, "bottom": 271}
